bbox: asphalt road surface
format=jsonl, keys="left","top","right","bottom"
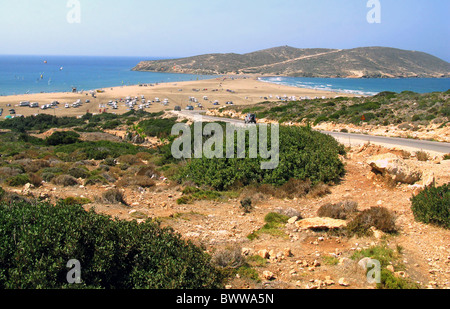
{"left": 174, "top": 110, "right": 450, "bottom": 154}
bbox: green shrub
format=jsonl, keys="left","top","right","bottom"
{"left": 6, "top": 174, "right": 30, "bottom": 187}
{"left": 45, "top": 131, "right": 81, "bottom": 146}
{"left": 102, "top": 158, "right": 117, "bottom": 167}
{"left": 0, "top": 186, "right": 6, "bottom": 200}
{"left": 176, "top": 190, "right": 225, "bottom": 205}
{"left": 55, "top": 141, "right": 150, "bottom": 161}
{"left": 138, "top": 118, "right": 178, "bottom": 138}
{"left": 0, "top": 114, "right": 85, "bottom": 132}
{"left": 264, "top": 212, "right": 290, "bottom": 225}
{"left": 351, "top": 244, "right": 419, "bottom": 289}
{"left": 177, "top": 125, "right": 345, "bottom": 191}
{"left": 102, "top": 120, "right": 122, "bottom": 130}
{"left": 247, "top": 212, "right": 289, "bottom": 240}
{"left": 68, "top": 167, "right": 90, "bottom": 179}
{"left": 62, "top": 197, "right": 91, "bottom": 205}
{"left": 0, "top": 200, "right": 224, "bottom": 289}
{"left": 411, "top": 184, "right": 449, "bottom": 229}
{"left": 84, "top": 175, "right": 109, "bottom": 186}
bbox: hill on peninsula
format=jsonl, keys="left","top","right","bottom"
{"left": 132, "top": 46, "right": 450, "bottom": 78}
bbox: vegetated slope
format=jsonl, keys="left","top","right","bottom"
{"left": 133, "top": 46, "right": 450, "bottom": 78}
{"left": 224, "top": 90, "right": 450, "bottom": 127}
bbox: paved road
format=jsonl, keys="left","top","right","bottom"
{"left": 174, "top": 110, "right": 450, "bottom": 154}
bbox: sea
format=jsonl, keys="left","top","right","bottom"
{"left": 259, "top": 76, "right": 450, "bottom": 96}
{"left": 0, "top": 55, "right": 216, "bottom": 96}
{"left": 0, "top": 55, "right": 449, "bottom": 96}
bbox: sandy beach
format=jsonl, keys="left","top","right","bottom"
{"left": 0, "top": 76, "right": 355, "bottom": 118}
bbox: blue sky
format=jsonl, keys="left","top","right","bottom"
{"left": 0, "top": 0, "right": 449, "bottom": 61}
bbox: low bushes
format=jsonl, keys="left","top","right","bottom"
{"left": 346, "top": 207, "right": 398, "bottom": 237}
{"left": 5, "top": 174, "right": 30, "bottom": 187}
{"left": 45, "top": 131, "right": 81, "bottom": 146}
{"left": 318, "top": 200, "right": 358, "bottom": 220}
{"left": 176, "top": 125, "right": 345, "bottom": 191}
{"left": 101, "top": 188, "right": 127, "bottom": 205}
{"left": 351, "top": 243, "right": 419, "bottom": 289}
{"left": 176, "top": 188, "right": 232, "bottom": 205}
{"left": 411, "top": 183, "right": 449, "bottom": 229}
{"left": 0, "top": 200, "right": 224, "bottom": 289}
{"left": 247, "top": 212, "right": 290, "bottom": 240}
{"left": 52, "top": 175, "right": 79, "bottom": 187}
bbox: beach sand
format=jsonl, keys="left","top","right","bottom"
{"left": 0, "top": 76, "right": 355, "bottom": 118}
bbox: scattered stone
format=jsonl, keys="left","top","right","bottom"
{"left": 287, "top": 216, "right": 299, "bottom": 225}
{"left": 367, "top": 153, "right": 422, "bottom": 184}
{"left": 324, "top": 276, "right": 335, "bottom": 286}
{"left": 339, "top": 277, "right": 350, "bottom": 287}
{"left": 295, "top": 217, "right": 347, "bottom": 230}
{"left": 263, "top": 271, "right": 276, "bottom": 281}
{"left": 241, "top": 248, "right": 253, "bottom": 256}
{"left": 258, "top": 249, "right": 270, "bottom": 259}
{"left": 422, "top": 171, "right": 436, "bottom": 187}
{"left": 284, "top": 248, "right": 293, "bottom": 257}
{"left": 370, "top": 226, "right": 385, "bottom": 240}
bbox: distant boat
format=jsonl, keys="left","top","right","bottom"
{"left": 60, "top": 67, "right": 63, "bottom": 71}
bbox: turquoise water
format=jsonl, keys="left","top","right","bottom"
{"left": 259, "top": 76, "right": 450, "bottom": 96}
{"left": 0, "top": 55, "right": 216, "bottom": 96}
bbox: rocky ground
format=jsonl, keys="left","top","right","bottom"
{"left": 10, "top": 143, "right": 450, "bottom": 290}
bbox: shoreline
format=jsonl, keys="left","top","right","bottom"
{"left": 0, "top": 76, "right": 356, "bottom": 118}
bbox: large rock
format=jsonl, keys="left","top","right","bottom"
{"left": 367, "top": 153, "right": 422, "bottom": 184}
{"left": 295, "top": 217, "right": 347, "bottom": 230}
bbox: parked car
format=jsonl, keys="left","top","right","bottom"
{"left": 174, "top": 106, "right": 182, "bottom": 111}
{"left": 186, "top": 105, "right": 194, "bottom": 111}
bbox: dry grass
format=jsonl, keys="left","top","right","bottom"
{"left": 317, "top": 200, "right": 358, "bottom": 220}
{"left": 101, "top": 188, "right": 127, "bottom": 205}
{"left": 52, "top": 175, "right": 79, "bottom": 187}
{"left": 28, "top": 173, "right": 43, "bottom": 188}
{"left": 346, "top": 206, "right": 397, "bottom": 236}
{"left": 307, "top": 182, "right": 331, "bottom": 198}
{"left": 415, "top": 151, "right": 429, "bottom": 162}
{"left": 211, "top": 245, "right": 245, "bottom": 269}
